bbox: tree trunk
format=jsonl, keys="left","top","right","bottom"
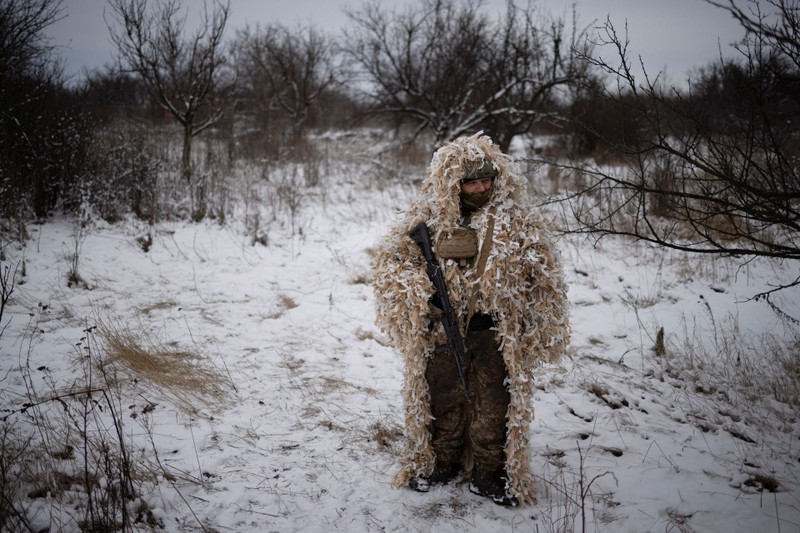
{"left": 181, "top": 123, "right": 193, "bottom": 183}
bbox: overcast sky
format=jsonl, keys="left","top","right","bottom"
{"left": 45, "top": 0, "right": 747, "bottom": 86}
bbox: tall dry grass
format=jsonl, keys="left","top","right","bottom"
{"left": 0, "top": 307, "right": 237, "bottom": 530}
{"left": 96, "top": 318, "right": 234, "bottom": 417}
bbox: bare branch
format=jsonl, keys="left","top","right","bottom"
{"left": 342, "top": 0, "right": 591, "bottom": 150}
{"left": 233, "top": 22, "right": 337, "bottom": 138}
{"left": 544, "top": 2, "right": 800, "bottom": 286}
{"left": 107, "top": 0, "right": 232, "bottom": 186}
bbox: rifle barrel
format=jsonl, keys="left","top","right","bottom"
{"left": 410, "top": 223, "right": 471, "bottom": 399}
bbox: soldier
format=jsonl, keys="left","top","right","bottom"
{"left": 372, "top": 133, "right": 570, "bottom": 506}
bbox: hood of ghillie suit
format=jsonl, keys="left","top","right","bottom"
{"left": 371, "top": 133, "right": 571, "bottom": 505}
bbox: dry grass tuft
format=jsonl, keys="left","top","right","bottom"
{"left": 136, "top": 300, "right": 177, "bottom": 315}
{"left": 278, "top": 294, "right": 298, "bottom": 310}
{"left": 96, "top": 320, "right": 233, "bottom": 415}
{"left": 348, "top": 271, "right": 371, "bottom": 285}
{"left": 369, "top": 419, "right": 403, "bottom": 451}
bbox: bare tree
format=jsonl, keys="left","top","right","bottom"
{"left": 0, "top": 0, "right": 62, "bottom": 82}
{"left": 706, "top": 0, "right": 800, "bottom": 74}
{"left": 107, "top": 0, "right": 231, "bottom": 196}
{"left": 0, "top": 0, "right": 76, "bottom": 223}
{"left": 342, "top": 0, "right": 588, "bottom": 150}
{"left": 553, "top": 0, "right": 800, "bottom": 295}
{"left": 479, "top": 2, "right": 588, "bottom": 150}
{"left": 234, "top": 23, "right": 338, "bottom": 141}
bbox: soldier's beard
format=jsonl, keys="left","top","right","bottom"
{"left": 460, "top": 188, "right": 494, "bottom": 211}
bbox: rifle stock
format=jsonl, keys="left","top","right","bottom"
{"left": 410, "top": 222, "right": 470, "bottom": 399}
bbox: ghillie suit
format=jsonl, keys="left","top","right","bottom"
{"left": 372, "top": 133, "right": 570, "bottom": 504}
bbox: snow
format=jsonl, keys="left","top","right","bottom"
{"left": 1, "top": 156, "right": 799, "bottom": 532}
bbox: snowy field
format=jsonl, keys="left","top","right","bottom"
{"left": 1, "top": 150, "right": 799, "bottom": 532}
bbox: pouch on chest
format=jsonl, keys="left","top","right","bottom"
{"left": 436, "top": 228, "right": 479, "bottom": 261}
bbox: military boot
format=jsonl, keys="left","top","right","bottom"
{"left": 409, "top": 462, "right": 461, "bottom": 493}
{"left": 468, "top": 467, "right": 518, "bottom": 506}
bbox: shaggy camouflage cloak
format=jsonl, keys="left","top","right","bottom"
{"left": 372, "top": 133, "right": 570, "bottom": 504}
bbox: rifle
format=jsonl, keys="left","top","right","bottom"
{"left": 410, "top": 222, "right": 471, "bottom": 399}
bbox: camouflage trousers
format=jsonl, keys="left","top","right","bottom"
{"left": 425, "top": 328, "right": 509, "bottom": 474}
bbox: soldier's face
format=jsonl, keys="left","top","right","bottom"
{"left": 461, "top": 178, "right": 494, "bottom": 194}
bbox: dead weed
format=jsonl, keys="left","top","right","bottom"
{"left": 96, "top": 319, "right": 233, "bottom": 415}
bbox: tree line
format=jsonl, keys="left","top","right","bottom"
{"left": 1, "top": 0, "right": 798, "bottom": 275}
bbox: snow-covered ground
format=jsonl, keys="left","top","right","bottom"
{"left": 1, "top": 156, "right": 799, "bottom": 532}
